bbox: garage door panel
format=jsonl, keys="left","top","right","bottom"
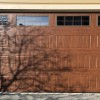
{"left": 89, "top": 77, "right": 97, "bottom": 89}
{"left": 64, "top": 53, "right": 90, "bottom": 69}
{"left": 68, "top": 75, "right": 89, "bottom": 89}
{"left": 55, "top": 35, "right": 91, "bottom": 49}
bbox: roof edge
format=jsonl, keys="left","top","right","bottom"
{"left": 0, "top": 4, "right": 100, "bottom": 11}
{"left": 0, "top": 0, "right": 100, "bottom": 4}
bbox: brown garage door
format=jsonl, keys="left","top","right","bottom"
{"left": 1, "top": 13, "right": 100, "bottom": 92}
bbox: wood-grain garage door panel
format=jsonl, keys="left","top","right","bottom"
{"left": 49, "top": 35, "right": 91, "bottom": 48}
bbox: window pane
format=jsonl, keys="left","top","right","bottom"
{"left": 74, "top": 21, "right": 81, "bottom": 25}
{"left": 82, "top": 21, "right": 89, "bottom": 25}
{"left": 98, "top": 16, "right": 100, "bottom": 20}
{"left": 57, "top": 21, "right": 64, "bottom": 25}
{"left": 57, "top": 16, "right": 64, "bottom": 26}
{"left": 82, "top": 16, "right": 89, "bottom": 25}
{"left": 82, "top": 16, "right": 89, "bottom": 20}
{"left": 65, "top": 16, "right": 73, "bottom": 20}
{"left": 98, "top": 22, "right": 100, "bottom": 25}
{"left": 57, "top": 16, "right": 64, "bottom": 21}
{"left": 65, "top": 21, "right": 73, "bottom": 25}
{"left": 98, "top": 16, "right": 100, "bottom": 25}
{"left": 65, "top": 16, "right": 73, "bottom": 25}
{"left": 17, "top": 16, "right": 25, "bottom": 25}
{"left": 74, "top": 16, "right": 81, "bottom": 25}
{"left": 74, "top": 16, "right": 81, "bottom": 20}
{"left": 17, "top": 16, "right": 49, "bottom": 26}
{"left": 0, "top": 16, "right": 8, "bottom": 25}
{"left": 42, "top": 21, "right": 48, "bottom": 26}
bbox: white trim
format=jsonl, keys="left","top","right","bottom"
{"left": 0, "top": 4, "right": 100, "bottom": 11}
{"left": 1, "top": 0, "right": 100, "bottom": 4}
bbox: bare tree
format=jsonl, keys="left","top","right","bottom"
{"left": 0, "top": 24, "right": 72, "bottom": 93}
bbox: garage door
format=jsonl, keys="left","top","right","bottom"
{"left": 1, "top": 13, "right": 100, "bottom": 92}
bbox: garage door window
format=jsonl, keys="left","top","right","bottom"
{"left": 0, "top": 16, "right": 8, "bottom": 25}
{"left": 98, "top": 16, "right": 100, "bottom": 25}
{"left": 57, "top": 16, "right": 89, "bottom": 26}
{"left": 17, "top": 16, "right": 49, "bottom": 26}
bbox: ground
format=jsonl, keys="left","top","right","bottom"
{"left": 0, "top": 93, "right": 100, "bottom": 100}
